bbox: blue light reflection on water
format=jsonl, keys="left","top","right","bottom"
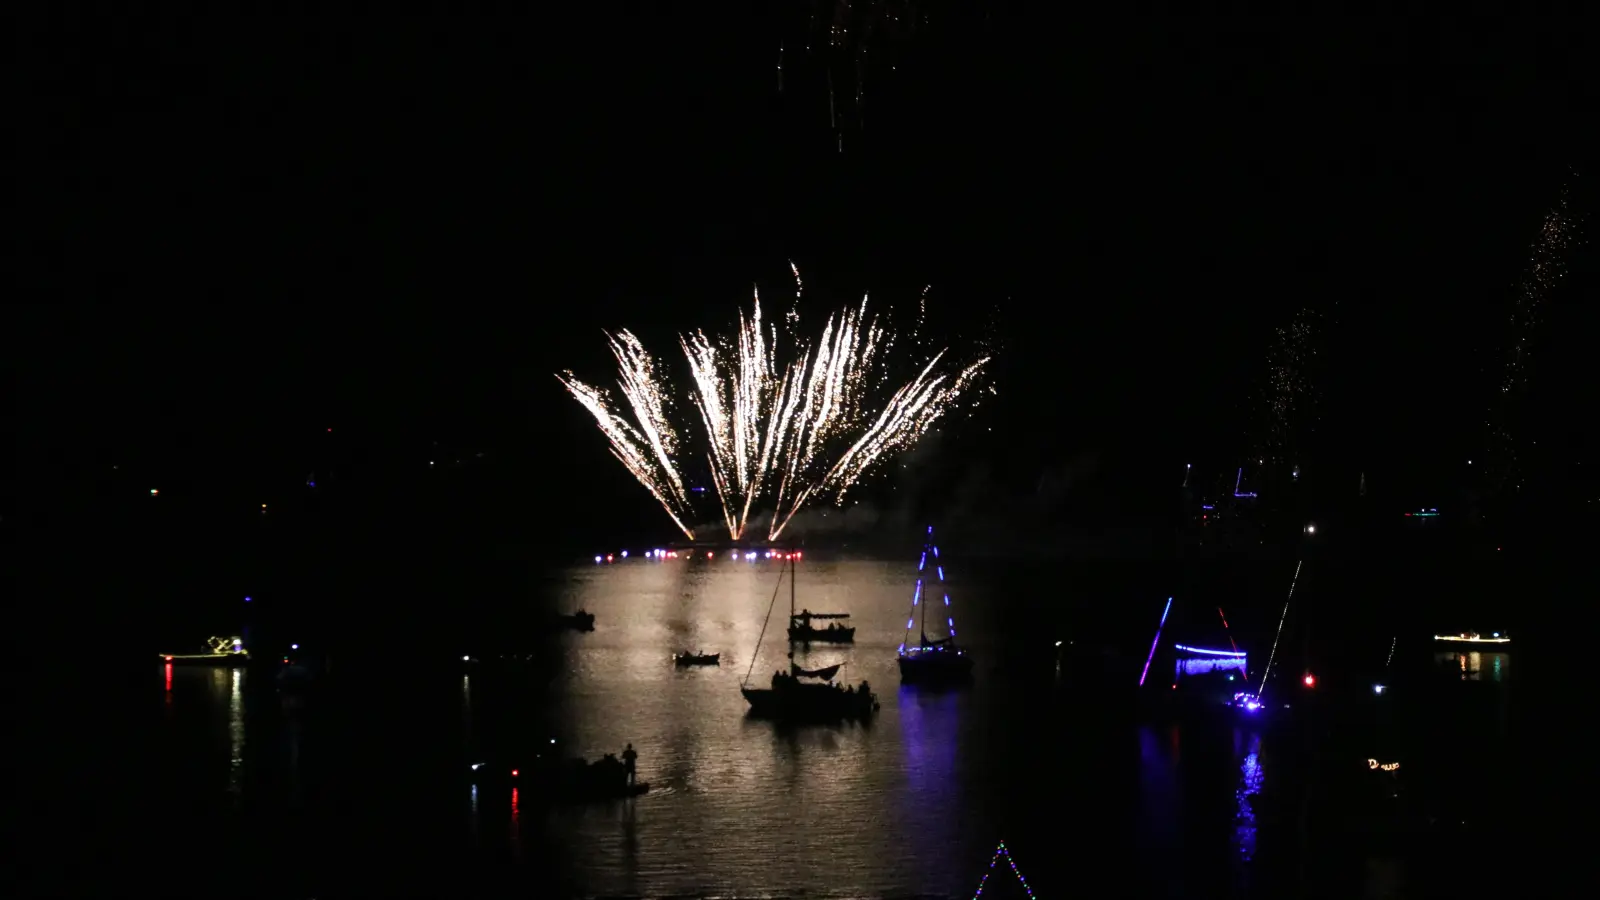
{"left": 124, "top": 559, "right": 1519, "bottom": 897}
{"left": 1234, "top": 731, "right": 1263, "bottom": 864}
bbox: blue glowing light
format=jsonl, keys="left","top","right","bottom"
{"left": 1235, "top": 735, "right": 1263, "bottom": 862}
{"left": 1233, "top": 467, "right": 1257, "bottom": 498}
{"left": 1138, "top": 597, "right": 1173, "bottom": 687}
{"left": 1373, "top": 684, "right": 1386, "bottom": 695}
{"left": 900, "top": 527, "right": 964, "bottom": 658}
{"left": 244, "top": 596, "right": 251, "bottom": 603}
{"left": 620, "top": 550, "right": 628, "bottom": 558}
{"left": 594, "top": 555, "right": 602, "bottom": 564}
{"left": 1201, "top": 504, "right": 1214, "bottom": 509}
{"left": 1174, "top": 644, "right": 1247, "bottom": 657}
{"left": 1178, "top": 656, "right": 1247, "bottom": 679}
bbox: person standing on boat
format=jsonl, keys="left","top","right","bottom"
{"left": 622, "top": 743, "right": 638, "bottom": 784}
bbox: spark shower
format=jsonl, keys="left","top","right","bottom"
{"left": 558, "top": 268, "right": 990, "bottom": 541}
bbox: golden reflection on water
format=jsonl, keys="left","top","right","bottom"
{"left": 542, "top": 556, "right": 979, "bottom": 895}
{"left": 1437, "top": 651, "right": 1509, "bottom": 682}
{"left": 207, "top": 667, "right": 247, "bottom": 797}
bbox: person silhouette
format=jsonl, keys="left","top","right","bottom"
{"left": 622, "top": 743, "right": 638, "bottom": 785}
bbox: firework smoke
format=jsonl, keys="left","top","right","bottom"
{"left": 560, "top": 268, "right": 990, "bottom": 541}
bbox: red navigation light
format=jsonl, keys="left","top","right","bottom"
{"left": 1303, "top": 674, "right": 1316, "bottom": 688}
{"left": 511, "top": 769, "right": 518, "bottom": 778}
{"left": 165, "top": 656, "right": 173, "bottom": 661}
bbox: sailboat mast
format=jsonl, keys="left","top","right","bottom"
{"left": 920, "top": 536, "right": 929, "bottom": 642}
{"left": 790, "top": 550, "right": 796, "bottom": 619}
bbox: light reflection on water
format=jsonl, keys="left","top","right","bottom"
{"left": 536, "top": 558, "right": 999, "bottom": 896}
{"left": 1235, "top": 731, "right": 1263, "bottom": 863}
{"left": 228, "top": 668, "right": 244, "bottom": 796}
{"left": 146, "top": 559, "right": 1515, "bottom": 897}
{"left": 1436, "top": 651, "right": 1509, "bottom": 681}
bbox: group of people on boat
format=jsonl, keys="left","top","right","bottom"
{"left": 793, "top": 610, "right": 845, "bottom": 631}
{"left": 769, "top": 670, "right": 871, "bottom": 697}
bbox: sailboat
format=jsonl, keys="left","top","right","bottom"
{"left": 896, "top": 526, "right": 975, "bottom": 684}
{"left": 741, "top": 551, "right": 878, "bottom": 721}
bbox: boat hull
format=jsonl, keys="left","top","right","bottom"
{"left": 897, "top": 652, "right": 975, "bottom": 684}
{"left": 673, "top": 654, "right": 720, "bottom": 666}
{"left": 742, "top": 685, "right": 877, "bottom": 721}
{"left": 787, "top": 626, "right": 855, "bottom": 643}
{"left": 554, "top": 613, "right": 595, "bottom": 632}
{"left": 473, "top": 770, "right": 650, "bottom": 802}
{"left": 160, "top": 653, "right": 250, "bottom": 667}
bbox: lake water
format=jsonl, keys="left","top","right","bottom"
{"left": 21, "top": 556, "right": 1513, "bottom": 898}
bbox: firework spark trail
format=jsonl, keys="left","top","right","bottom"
{"left": 562, "top": 271, "right": 990, "bottom": 541}
{"left": 1257, "top": 307, "right": 1319, "bottom": 465}
{"left": 556, "top": 332, "right": 696, "bottom": 540}
{"left": 787, "top": 260, "right": 803, "bottom": 326}
{"left": 1484, "top": 173, "right": 1579, "bottom": 493}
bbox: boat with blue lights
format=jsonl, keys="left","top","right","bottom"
{"left": 896, "top": 526, "right": 975, "bottom": 684}
{"left": 741, "top": 553, "right": 878, "bottom": 721}
{"left": 1132, "top": 595, "right": 1267, "bottom": 719}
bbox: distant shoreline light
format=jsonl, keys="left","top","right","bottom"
{"left": 1433, "top": 633, "right": 1509, "bottom": 643}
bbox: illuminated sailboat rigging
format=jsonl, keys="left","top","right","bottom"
{"left": 897, "top": 525, "right": 974, "bottom": 683}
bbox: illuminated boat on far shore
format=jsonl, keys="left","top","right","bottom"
{"left": 1432, "top": 631, "right": 1509, "bottom": 646}
{"left": 160, "top": 636, "right": 249, "bottom": 667}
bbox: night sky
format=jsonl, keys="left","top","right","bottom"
{"left": 17, "top": 12, "right": 1595, "bottom": 561}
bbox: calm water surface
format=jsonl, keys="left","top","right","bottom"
{"left": 113, "top": 557, "right": 1510, "bottom": 898}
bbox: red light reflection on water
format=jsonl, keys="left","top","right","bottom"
{"left": 509, "top": 786, "right": 521, "bottom": 860}
{"left": 165, "top": 663, "right": 173, "bottom": 692}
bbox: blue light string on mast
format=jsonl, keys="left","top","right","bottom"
{"left": 900, "top": 525, "right": 955, "bottom": 654}
{"left": 1138, "top": 597, "right": 1173, "bottom": 687}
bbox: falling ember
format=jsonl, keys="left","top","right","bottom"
{"left": 559, "top": 267, "right": 990, "bottom": 540}
{"left": 1482, "top": 172, "right": 1580, "bottom": 495}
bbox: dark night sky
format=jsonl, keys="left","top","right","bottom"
{"left": 16, "top": 11, "right": 1596, "bottom": 554}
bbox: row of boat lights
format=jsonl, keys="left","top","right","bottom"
{"left": 594, "top": 549, "right": 803, "bottom": 564}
